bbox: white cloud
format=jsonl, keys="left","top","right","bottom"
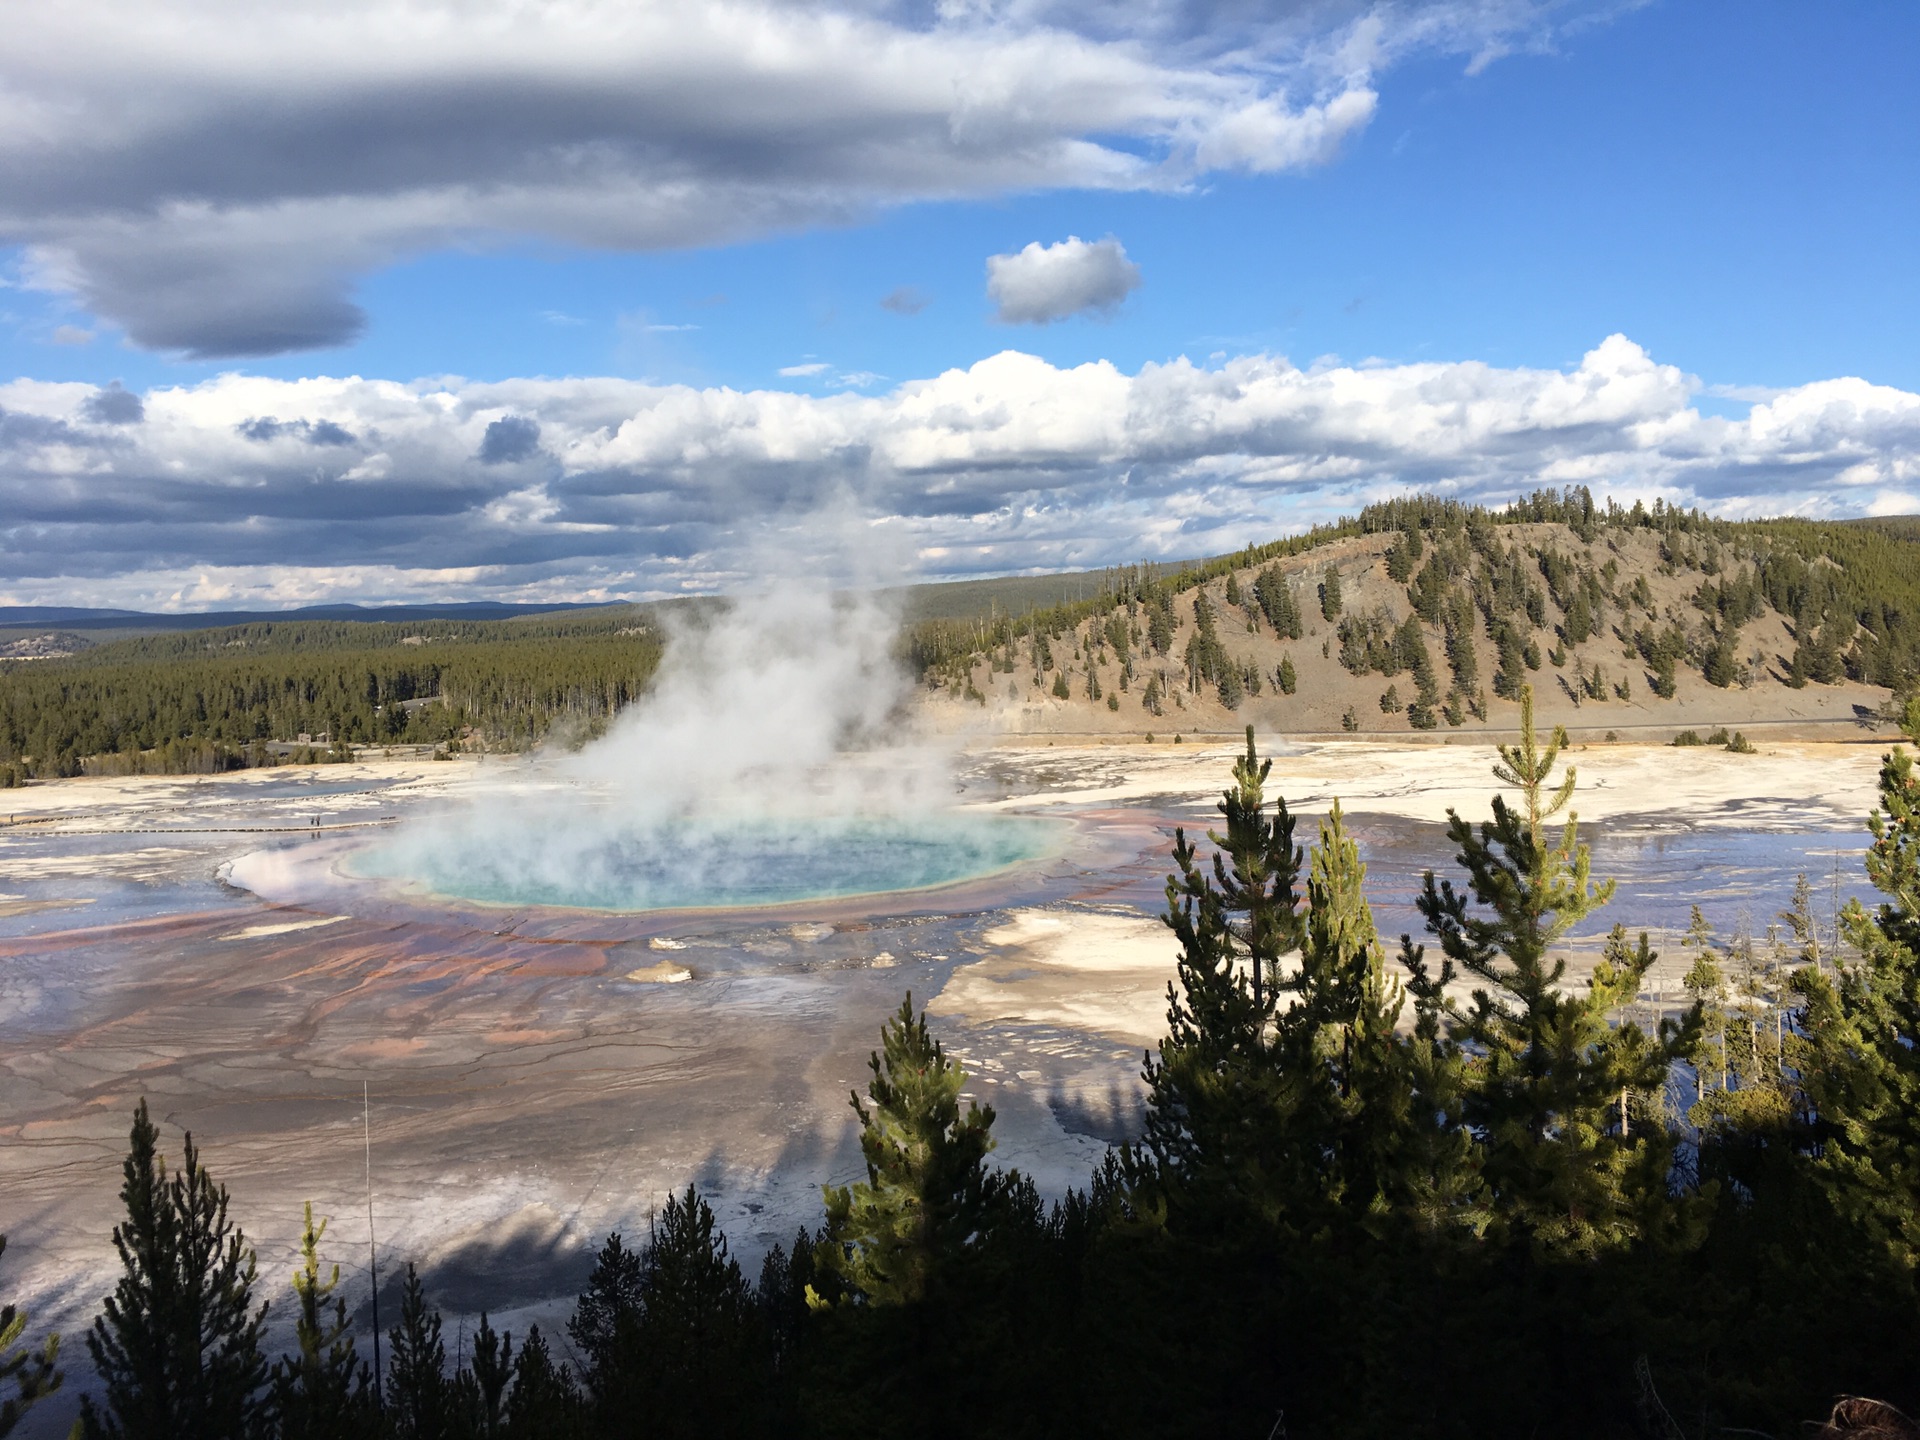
{"left": 779, "top": 362, "right": 832, "bottom": 378}
{"left": 987, "top": 236, "right": 1142, "bottom": 324}
{"left": 0, "top": 0, "right": 1612, "bottom": 357}
{"left": 7, "top": 335, "right": 1909, "bottom": 607}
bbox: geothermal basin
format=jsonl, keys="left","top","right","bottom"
{"left": 0, "top": 733, "right": 1899, "bottom": 1433}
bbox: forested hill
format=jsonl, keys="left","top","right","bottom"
{"left": 0, "top": 608, "right": 662, "bottom": 781}
{"left": 6, "top": 488, "right": 1920, "bottom": 780}
{"left": 912, "top": 490, "right": 1920, "bottom": 736}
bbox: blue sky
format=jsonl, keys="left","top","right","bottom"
{"left": 2, "top": 0, "right": 1917, "bottom": 605}
{"left": 10, "top": 3, "right": 1913, "bottom": 397}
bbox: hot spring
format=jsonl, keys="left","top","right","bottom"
{"left": 338, "top": 573, "right": 1070, "bottom": 914}
{"left": 349, "top": 809, "right": 1064, "bottom": 914}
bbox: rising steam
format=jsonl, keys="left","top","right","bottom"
{"left": 352, "top": 562, "right": 1053, "bottom": 913}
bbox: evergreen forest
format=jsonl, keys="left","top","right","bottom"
{"left": 6, "top": 691, "right": 1920, "bottom": 1439}
{"left": 0, "top": 612, "right": 664, "bottom": 783}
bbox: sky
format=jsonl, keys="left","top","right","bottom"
{"left": 1, "top": 0, "right": 1916, "bottom": 609}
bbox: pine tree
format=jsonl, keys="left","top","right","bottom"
{"left": 1255, "top": 566, "right": 1301, "bottom": 639}
{"left": 1781, "top": 872, "right": 1824, "bottom": 971}
{"left": 0, "top": 1238, "right": 61, "bottom": 1439}
{"left": 467, "top": 1313, "right": 512, "bottom": 1439}
{"left": 1131, "top": 729, "right": 1305, "bottom": 1226}
{"left": 1276, "top": 653, "right": 1297, "bottom": 694}
{"left": 1216, "top": 666, "right": 1243, "bottom": 709}
{"left": 1705, "top": 625, "right": 1741, "bottom": 687}
{"left": 503, "top": 1328, "right": 580, "bottom": 1440}
{"left": 269, "top": 1203, "right": 378, "bottom": 1440}
{"left": 1279, "top": 801, "right": 1422, "bottom": 1219}
{"left": 1412, "top": 686, "right": 1695, "bottom": 1254}
{"left": 1319, "top": 567, "right": 1343, "bottom": 621}
{"left": 622, "top": 1188, "right": 764, "bottom": 1437}
{"left": 385, "top": 1264, "right": 448, "bottom": 1440}
{"left": 84, "top": 1100, "right": 269, "bottom": 1440}
{"left": 1206, "top": 726, "right": 1304, "bottom": 1016}
{"left": 814, "top": 996, "right": 1008, "bottom": 1306}
{"left": 1681, "top": 906, "right": 1730, "bottom": 1102}
{"left": 568, "top": 1232, "right": 642, "bottom": 1406}
{"left": 1795, "top": 700, "right": 1920, "bottom": 1271}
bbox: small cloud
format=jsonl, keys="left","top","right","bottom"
{"left": 779, "top": 362, "right": 832, "bottom": 378}
{"left": 479, "top": 414, "right": 542, "bottom": 464}
{"left": 51, "top": 324, "right": 95, "bottom": 346}
{"left": 644, "top": 322, "right": 699, "bottom": 333}
{"left": 880, "top": 286, "right": 929, "bottom": 316}
{"left": 1342, "top": 295, "right": 1367, "bottom": 315}
{"left": 82, "top": 382, "right": 144, "bottom": 426}
{"left": 986, "top": 235, "right": 1141, "bottom": 325}
{"left": 539, "top": 309, "right": 586, "bottom": 326}
{"left": 835, "top": 371, "right": 883, "bottom": 389}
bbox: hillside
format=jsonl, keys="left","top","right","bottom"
{"left": 913, "top": 492, "right": 1914, "bottom": 740}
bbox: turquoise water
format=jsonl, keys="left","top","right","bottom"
{"left": 351, "top": 812, "right": 1061, "bottom": 913}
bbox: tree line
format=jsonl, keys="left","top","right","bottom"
{"left": 0, "top": 614, "right": 662, "bottom": 783}
{"left": 5, "top": 690, "right": 1919, "bottom": 1437}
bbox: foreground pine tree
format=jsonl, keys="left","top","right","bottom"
{"left": 466, "top": 1312, "right": 512, "bottom": 1439}
{"left": 1281, "top": 800, "right": 1426, "bottom": 1220}
{"left": 572, "top": 1189, "right": 767, "bottom": 1436}
{"left": 814, "top": 996, "right": 1006, "bottom": 1306}
{"left": 268, "top": 1203, "right": 378, "bottom": 1440}
{"left": 1413, "top": 686, "right": 1695, "bottom": 1254}
{"left": 1797, "top": 697, "right": 1920, "bottom": 1271}
{"left": 502, "top": 1328, "right": 579, "bottom": 1438}
{"left": 385, "top": 1264, "right": 447, "bottom": 1440}
{"left": 1130, "top": 729, "right": 1302, "bottom": 1226}
{"left": 83, "top": 1099, "right": 268, "bottom": 1440}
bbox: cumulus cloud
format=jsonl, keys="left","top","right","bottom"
{"left": 0, "top": 0, "right": 1619, "bottom": 357}
{"left": 987, "top": 236, "right": 1143, "bottom": 324}
{"left": 4, "top": 335, "right": 1909, "bottom": 608}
